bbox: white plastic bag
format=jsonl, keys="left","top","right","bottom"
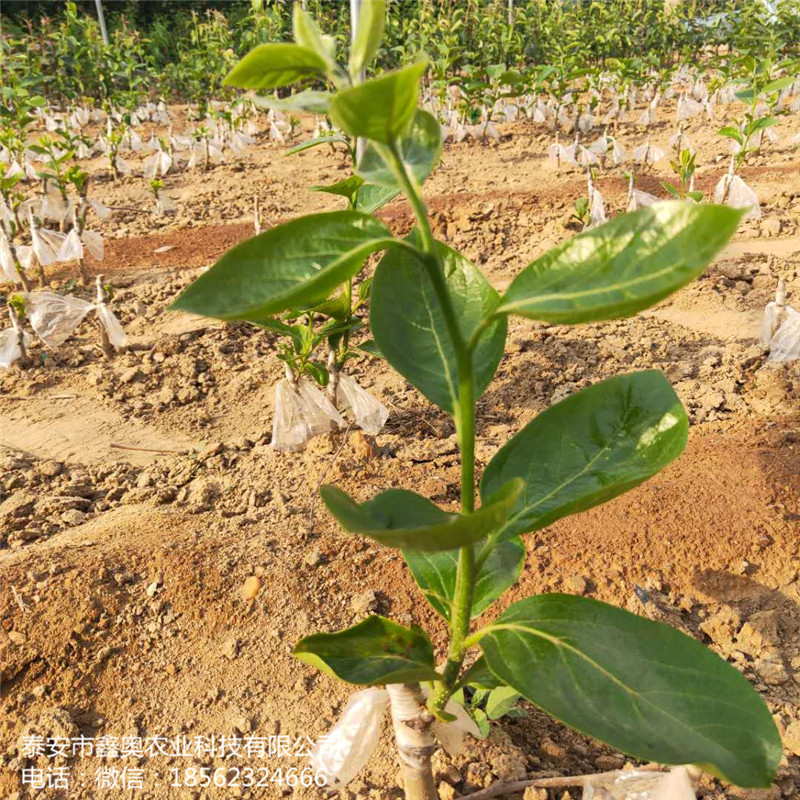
{"left": 584, "top": 766, "right": 695, "bottom": 800}
{"left": 628, "top": 188, "right": 659, "bottom": 212}
{"left": 31, "top": 225, "right": 67, "bottom": 266}
{"left": 589, "top": 188, "right": 606, "bottom": 227}
{"left": 20, "top": 291, "right": 94, "bottom": 348}
{"left": 430, "top": 696, "right": 481, "bottom": 757}
{"left": 97, "top": 304, "right": 127, "bottom": 348}
{"left": 57, "top": 229, "right": 84, "bottom": 262}
{"left": 271, "top": 377, "right": 344, "bottom": 451}
{"left": 81, "top": 229, "right": 104, "bottom": 261}
{"left": 0, "top": 230, "right": 22, "bottom": 283}
{"left": 633, "top": 143, "right": 664, "bottom": 165}
{"left": 336, "top": 375, "right": 389, "bottom": 436}
{"left": 715, "top": 174, "right": 760, "bottom": 220}
{"left": 0, "top": 328, "right": 32, "bottom": 368}
{"left": 768, "top": 307, "right": 800, "bottom": 363}
{"left": 310, "top": 688, "right": 389, "bottom": 787}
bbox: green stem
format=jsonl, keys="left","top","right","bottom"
{"left": 382, "top": 140, "right": 477, "bottom": 716}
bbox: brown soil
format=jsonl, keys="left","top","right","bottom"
{"left": 1, "top": 102, "right": 800, "bottom": 800}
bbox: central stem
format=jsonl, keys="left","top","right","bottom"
{"left": 384, "top": 141, "right": 476, "bottom": 715}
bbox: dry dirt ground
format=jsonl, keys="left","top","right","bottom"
{"left": 1, "top": 103, "right": 800, "bottom": 800}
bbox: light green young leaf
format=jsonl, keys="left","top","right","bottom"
{"left": 330, "top": 60, "right": 428, "bottom": 144}
{"left": 310, "top": 175, "right": 364, "bottom": 204}
{"left": 484, "top": 686, "right": 522, "bottom": 720}
{"left": 224, "top": 43, "right": 329, "bottom": 90}
{"left": 371, "top": 235, "right": 506, "bottom": 414}
{"left": 170, "top": 211, "right": 394, "bottom": 322}
{"left": 253, "top": 89, "right": 332, "bottom": 114}
{"left": 356, "top": 184, "right": 399, "bottom": 214}
{"left": 349, "top": 0, "right": 386, "bottom": 77}
{"left": 497, "top": 202, "right": 742, "bottom": 324}
{"left": 294, "top": 615, "right": 438, "bottom": 684}
{"left": 320, "top": 478, "right": 523, "bottom": 552}
{"left": 358, "top": 109, "right": 442, "bottom": 188}
{"left": 404, "top": 537, "right": 525, "bottom": 621}
{"left": 481, "top": 371, "right": 687, "bottom": 542}
{"left": 292, "top": 3, "right": 334, "bottom": 67}
{"left": 478, "top": 594, "right": 781, "bottom": 788}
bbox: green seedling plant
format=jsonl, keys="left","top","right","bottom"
{"left": 663, "top": 148, "right": 703, "bottom": 202}
{"left": 171, "top": 5, "right": 781, "bottom": 798}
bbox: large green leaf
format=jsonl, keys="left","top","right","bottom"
{"left": 321, "top": 478, "right": 523, "bottom": 552}
{"left": 497, "top": 203, "right": 742, "bottom": 324}
{"left": 478, "top": 594, "right": 781, "bottom": 788}
{"left": 294, "top": 616, "right": 438, "bottom": 684}
{"left": 481, "top": 371, "right": 687, "bottom": 542}
{"left": 330, "top": 60, "right": 428, "bottom": 144}
{"left": 371, "top": 235, "right": 506, "bottom": 414}
{"left": 349, "top": 0, "right": 386, "bottom": 77}
{"left": 458, "top": 657, "right": 505, "bottom": 690}
{"left": 404, "top": 537, "right": 525, "bottom": 621}
{"left": 224, "top": 44, "right": 328, "bottom": 90}
{"left": 170, "top": 212, "right": 393, "bottom": 322}
{"left": 358, "top": 109, "right": 442, "bottom": 188}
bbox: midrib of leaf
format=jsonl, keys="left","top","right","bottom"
{"left": 486, "top": 621, "right": 749, "bottom": 760}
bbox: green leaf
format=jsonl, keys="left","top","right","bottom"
{"left": 285, "top": 133, "right": 349, "bottom": 155}
{"left": 310, "top": 175, "right": 364, "bottom": 204}
{"left": 292, "top": 4, "right": 334, "bottom": 67}
{"left": 330, "top": 60, "right": 428, "bottom": 144}
{"left": 253, "top": 89, "right": 331, "bottom": 114}
{"left": 294, "top": 615, "right": 438, "bottom": 684}
{"left": 320, "top": 478, "right": 523, "bottom": 552}
{"left": 718, "top": 125, "right": 744, "bottom": 144}
{"left": 224, "top": 43, "right": 328, "bottom": 90}
{"left": 356, "top": 184, "right": 399, "bottom": 214}
{"left": 371, "top": 235, "right": 506, "bottom": 413}
{"left": 762, "top": 75, "right": 794, "bottom": 94}
{"left": 747, "top": 116, "right": 778, "bottom": 135}
{"left": 358, "top": 109, "right": 442, "bottom": 188}
{"left": 170, "top": 211, "right": 394, "bottom": 322}
{"left": 349, "top": 0, "right": 386, "bottom": 77}
{"left": 358, "top": 339, "right": 383, "bottom": 358}
{"left": 478, "top": 594, "right": 781, "bottom": 787}
{"left": 481, "top": 371, "right": 687, "bottom": 542}
{"left": 485, "top": 686, "right": 522, "bottom": 720}
{"left": 404, "top": 537, "right": 525, "bottom": 621}
{"left": 497, "top": 202, "right": 742, "bottom": 324}
{"left": 458, "top": 657, "right": 505, "bottom": 690}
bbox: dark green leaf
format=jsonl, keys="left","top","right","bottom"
{"left": 358, "top": 109, "right": 442, "bottom": 188}
{"left": 498, "top": 202, "right": 742, "bottom": 324}
{"left": 458, "top": 657, "right": 505, "bottom": 690}
{"left": 481, "top": 371, "right": 687, "bottom": 542}
{"left": 330, "top": 60, "right": 428, "bottom": 144}
{"left": 371, "top": 235, "right": 506, "bottom": 413}
{"left": 320, "top": 478, "right": 523, "bottom": 552}
{"left": 294, "top": 615, "right": 438, "bottom": 684}
{"left": 170, "top": 211, "right": 394, "bottom": 322}
{"left": 349, "top": 0, "right": 386, "bottom": 77}
{"left": 762, "top": 76, "right": 794, "bottom": 94}
{"left": 224, "top": 44, "right": 328, "bottom": 90}
{"left": 310, "top": 175, "right": 364, "bottom": 204}
{"left": 358, "top": 339, "right": 383, "bottom": 358}
{"left": 478, "top": 594, "right": 781, "bottom": 787}
{"left": 404, "top": 537, "right": 525, "bottom": 620}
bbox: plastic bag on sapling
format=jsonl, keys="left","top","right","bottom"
{"left": 768, "top": 307, "right": 800, "bottom": 363}
{"left": 31, "top": 224, "right": 67, "bottom": 266}
{"left": 0, "top": 231, "right": 22, "bottom": 283}
{"left": 97, "top": 304, "right": 127, "bottom": 348}
{"left": 336, "top": 375, "right": 389, "bottom": 436}
{"left": 57, "top": 229, "right": 84, "bottom": 262}
{"left": 20, "top": 291, "right": 94, "bottom": 348}
{"left": 0, "top": 328, "right": 33, "bottom": 368}
{"left": 81, "top": 230, "right": 104, "bottom": 261}
{"left": 310, "top": 688, "right": 389, "bottom": 788}
{"left": 271, "top": 377, "right": 344, "bottom": 451}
